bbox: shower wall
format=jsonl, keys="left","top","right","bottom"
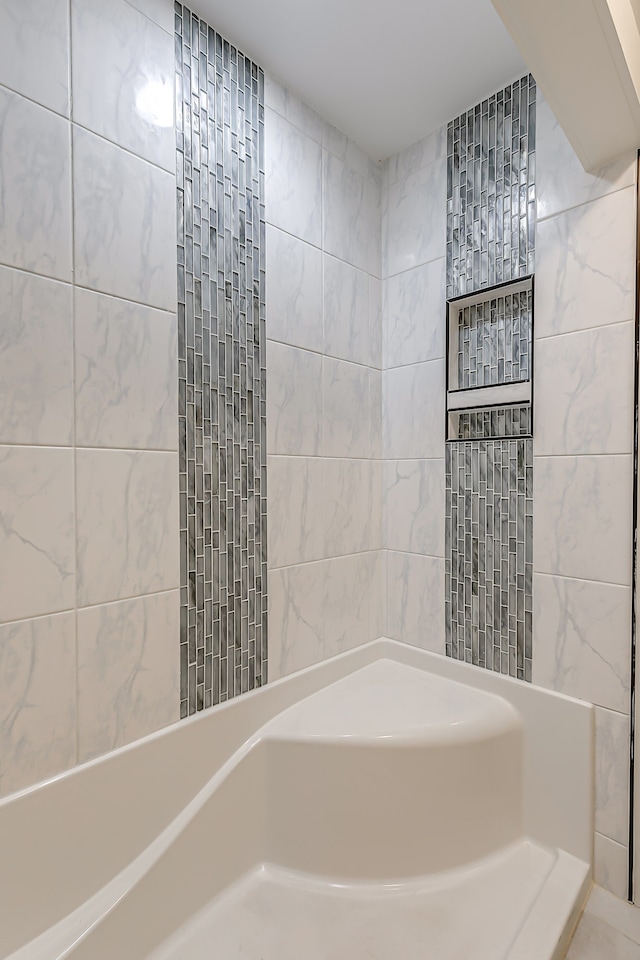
{"left": 381, "top": 93, "right": 636, "bottom": 899}
{"left": 0, "top": 0, "right": 179, "bottom": 798}
{"left": 265, "top": 77, "right": 384, "bottom": 679}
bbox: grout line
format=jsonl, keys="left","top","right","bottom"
{"left": 0, "top": 588, "right": 180, "bottom": 629}
{"left": 535, "top": 316, "right": 635, "bottom": 343}
{"left": 0, "top": 443, "right": 179, "bottom": 454}
{"left": 534, "top": 570, "right": 631, "bottom": 589}
{"left": 535, "top": 181, "right": 636, "bottom": 225}
{"left": 71, "top": 118, "right": 175, "bottom": 176}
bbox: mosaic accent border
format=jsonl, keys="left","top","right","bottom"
{"left": 176, "top": 5, "right": 267, "bottom": 716}
{"left": 446, "top": 74, "right": 536, "bottom": 299}
{"left": 456, "top": 405, "right": 532, "bottom": 440}
{"left": 458, "top": 289, "right": 532, "bottom": 388}
{"left": 445, "top": 438, "right": 533, "bottom": 679}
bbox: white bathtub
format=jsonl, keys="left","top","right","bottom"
{"left": 0, "top": 638, "right": 593, "bottom": 959}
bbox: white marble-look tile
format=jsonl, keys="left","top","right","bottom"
{"left": 125, "top": 0, "right": 173, "bottom": 33}
{"left": 385, "top": 459, "right": 445, "bottom": 558}
{"left": 0, "top": 266, "right": 73, "bottom": 445}
{"left": 323, "top": 150, "right": 381, "bottom": 275}
{"left": 386, "top": 551, "right": 445, "bottom": 653}
{"left": 266, "top": 225, "right": 323, "bottom": 353}
{"left": 323, "top": 358, "right": 371, "bottom": 459}
{"left": 594, "top": 833, "right": 628, "bottom": 901}
{"left": 0, "top": 0, "right": 69, "bottom": 116}
{"left": 323, "top": 255, "right": 369, "bottom": 366}
{"left": 387, "top": 125, "right": 447, "bottom": 186}
{"left": 72, "top": 0, "right": 174, "bottom": 170}
{"left": 267, "top": 456, "right": 324, "bottom": 568}
{"left": 536, "top": 186, "right": 636, "bottom": 338}
{"left": 264, "top": 74, "right": 323, "bottom": 143}
{"left": 75, "top": 288, "right": 177, "bottom": 450}
{"left": 268, "top": 561, "right": 326, "bottom": 680}
{"left": 369, "top": 549, "right": 385, "bottom": 640}
{"left": 595, "top": 706, "right": 629, "bottom": 846}
{"left": 77, "top": 589, "right": 179, "bottom": 763}
{"left": 382, "top": 360, "right": 445, "bottom": 460}
{"left": 383, "top": 257, "right": 446, "bottom": 368}
{"left": 324, "top": 553, "right": 377, "bottom": 653}
{"left": 369, "top": 276, "right": 382, "bottom": 369}
{"left": 322, "top": 122, "right": 381, "bottom": 185}
{"left": 533, "top": 574, "right": 630, "bottom": 714}
{"left": 385, "top": 158, "right": 446, "bottom": 278}
{"left": 76, "top": 449, "right": 179, "bottom": 606}
{"left": 0, "top": 612, "right": 76, "bottom": 799}
{"left": 370, "top": 369, "right": 382, "bottom": 460}
{"left": 73, "top": 126, "right": 176, "bottom": 311}
{"left": 265, "top": 108, "right": 322, "bottom": 246}
{"left": 0, "top": 88, "right": 72, "bottom": 280}
{"left": 534, "top": 455, "right": 633, "bottom": 586}
{"left": 267, "top": 342, "right": 323, "bottom": 456}
{"left": 567, "top": 910, "right": 640, "bottom": 960}
{"left": 535, "top": 322, "right": 634, "bottom": 456}
{"left": 323, "top": 459, "right": 375, "bottom": 557}
{"left": 537, "top": 97, "right": 636, "bottom": 222}
{"left": 0, "top": 447, "right": 75, "bottom": 624}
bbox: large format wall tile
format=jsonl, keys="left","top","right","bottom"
{"left": 536, "top": 186, "right": 636, "bottom": 339}
{"left": 264, "top": 74, "right": 324, "bottom": 143}
{"left": 595, "top": 706, "right": 629, "bottom": 846}
{"left": 533, "top": 574, "right": 630, "bottom": 713}
{"left": 77, "top": 590, "right": 179, "bottom": 763}
{"left": 73, "top": 126, "right": 176, "bottom": 310}
{"left": 385, "top": 459, "right": 445, "bottom": 558}
{"left": 536, "top": 97, "right": 635, "bottom": 221}
{"left": 382, "top": 359, "right": 445, "bottom": 460}
{"left": 385, "top": 158, "right": 446, "bottom": 277}
{"left": 594, "top": 833, "right": 628, "bottom": 900}
{"left": 0, "top": 88, "right": 72, "bottom": 280}
{"left": 386, "top": 551, "right": 445, "bottom": 653}
{"left": 265, "top": 108, "right": 322, "bottom": 246}
{"left": 0, "top": 447, "right": 75, "bottom": 624}
{"left": 387, "top": 125, "right": 446, "bottom": 187}
{"left": 323, "top": 255, "right": 370, "bottom": 366}
{"left": 534, "top": 455, "right": 633, "bottom": 586}
{"left": 266, "top": 225, "right": 323, "bottom": 353}
{"left": 0, "top": 612, "right": 76, "bottom": 798}
{"left": 384, "top": 257, "right": 446, "bottom": 368}
{"left": 323, "top": 459, "right": 375, "bottom": 557}
{"left": 75, "top": 288, "right": 177, "bottom": 450}
{"left": 323, "top": 150, "right": 380, "bottom": 275}
{"left": 268, "top": 456, "right": 324, "bottom": 568}
{"left": 76, "top": 449, "right": 179, "bottom": 606}
{"left": 324, "top": 553, "right": 378, "bottom": 653}
{"left": 369, "top": 276, "right": 382, "bottom": 369}
{"left": 268, "top": 561, "right": 326, "bottom": 680}
{"left": 535, "top": 322, "right": 634, "bottom": 456}
{"left": 267, "top": 342, "right": 323, "bottom": 456}
{"left": 0, "top": 0, "right": 69, "bottom": 116}
{"left": 125, "top": 0, "right": 174, "bottom": 32}
{"left": 323, "top": 358, "right": 371, "bottom": 459}
{"left": 72, "top": 0, "right": 174, "bottom": 170}
{"left": 0, "top": 266, "right": 73, "bottom": 446}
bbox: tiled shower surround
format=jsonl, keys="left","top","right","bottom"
{"left": 175, "top": 5, "right": 267, "bottom": 715}
{"left": 445, "top": 77, "right": 535, "bottom": 677}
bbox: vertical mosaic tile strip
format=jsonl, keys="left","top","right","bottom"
{"left": 445, "top": 77, "right": 536, "bottom": 681}
{"left": 445, "top": 439, "right": 533, "bottom": 679}
{"left": 446, "top": 74, "right": 536, "bottom": 299}
{"left": 176, "top": 5, "right": 267, "bottom": 717}
{"left": 458, "top": 289, "right": 532, "bottom": 388}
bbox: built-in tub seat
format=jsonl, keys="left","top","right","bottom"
{"left": 1, "top": 642, "right": 593, "bottom": 960}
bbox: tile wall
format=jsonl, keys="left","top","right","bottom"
{"left": 0, "top": 0, "right": 179, "bottom": 797}
{"left": 533, "top": 95, "right": 636, "bottom": 898}
{"left": 381, "top": 92, "right": 636, "bottom": 899}
{"left": 175, "top": 6, "right": 267, "bottom": 715}
{"left": 264, "top": 77, "right": 383, "bottom": 679}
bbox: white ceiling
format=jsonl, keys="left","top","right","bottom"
{"left": 192, "top": 0, "right": 527, "bottom": 160}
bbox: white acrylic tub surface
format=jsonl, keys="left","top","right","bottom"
{"left": 0, "top": 639, "right": 594, "bottom": 960}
